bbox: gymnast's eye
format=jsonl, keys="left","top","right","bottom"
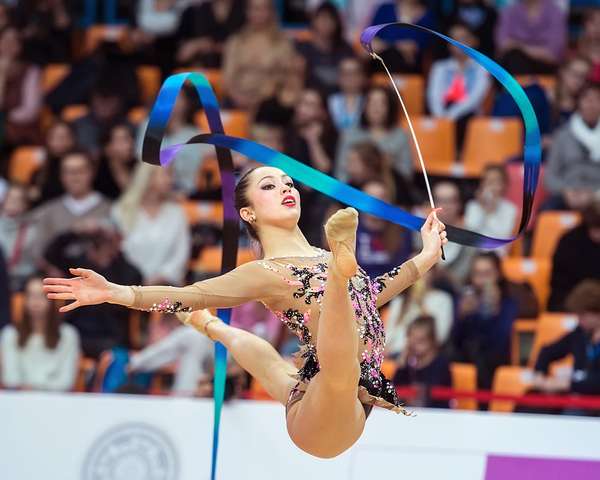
{"left": 261, "top": 183, "right": 275, "bottom": 190}
{"left": 286, "top": 181, "right": 294, "bottom": 188}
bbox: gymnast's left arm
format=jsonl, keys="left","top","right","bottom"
{"left": 374, "top": 210, "right": 447, "bottom": 308}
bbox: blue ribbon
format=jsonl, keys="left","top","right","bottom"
{"left": 141, "top": 23, "right": 541, "bottom": 479}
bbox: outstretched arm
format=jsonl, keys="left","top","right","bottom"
{"left": 375, "top": 209, "right": 447, "bottom": 308}
{"left": 43, "top": 262, "right": 279, "bottom": 314}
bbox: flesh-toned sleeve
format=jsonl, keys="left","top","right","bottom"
{"left": 129, "top": 261, "right": 280, "bottom": 313}
{"left": 373, "top": 260, "right": 420, "bottom": 308}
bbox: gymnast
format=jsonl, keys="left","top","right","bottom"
{"left": 43, "top": 165, "right": 448, "bottom": 458}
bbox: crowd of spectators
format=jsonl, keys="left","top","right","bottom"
{"left": 0, "top": 0, "right": 599, "bottom": 415}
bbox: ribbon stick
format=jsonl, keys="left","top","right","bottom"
{"left": 141, "top": 23, "right": 542, "bottom": 480}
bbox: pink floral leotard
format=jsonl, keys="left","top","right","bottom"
{"left": 129, "top": 248, "right": 420, "bottom": 414}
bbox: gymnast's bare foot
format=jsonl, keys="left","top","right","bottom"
{"left": 324, "top": 207, "right": 358, "bottom": 278}
{"left": 176, "top": 309, "right": 221, "bottom": 340}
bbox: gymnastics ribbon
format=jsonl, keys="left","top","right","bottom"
{"left": 141, "top": 24, "right": 542, "bottom": 479}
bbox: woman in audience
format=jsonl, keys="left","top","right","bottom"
{"left": 295, "top": 2, "right": 355, "bottom": 95}
{"left": 443, "top": 0, "right": 496, "bottom": 57}
{"left": 451, "top": 252, "right": 519, "bottom": 389}
{"left": 30, "top": 120, "right": 77, "bottom": 207}
{"left": 94, "top": 123, "right": 137, "bottom": 200}
{"left": 0, "top": 183, "right": 37, "bottom": 292}
{"left": 337, "top": 86, "right": 414, "bottom": 188}
{"left": 386, "top": 273, "right": 454, "bottom": 359}
{"left": 112, "top": 163, "right": 191, "bottom": 286}
{"left": 0, "top": 26, "right": 42, "bottom": 149}
{"left": 222, "top": 0, "right": 295, "bottom": 110}
{"left": 427, "top": 22, "right": 490, "bottom": 150}
{"left": 577, "top": 9, "right": 600, "bottom": 83}
{"left": 549, "top": 57, "right": 592, "bottom": 129}
{"left": 464, "top": 165, "right": 517, "bottom": 256}
{"left": 368, "top": 0, "right": 436, "bottom": 73}
{"left": 393, "top": 315, "right": 452, "bottom": 408}
{"left": 495, "top": 0, "right": 566, "bottom": 74}
{"left": 327, "top": 57, "right": 366, "bottom": 132}
{"left": 355, "top": 179, "right": 412, "bottom": 279}
{"left": 0, "top": 275, "right": 80, "bottom": 391}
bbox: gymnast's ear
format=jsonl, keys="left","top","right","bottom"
{"left": 239, "top": 207, "right": 255, "bottom": 223}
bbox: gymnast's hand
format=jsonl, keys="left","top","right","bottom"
{"left": 420, "top": 208, "right": 448, "bottom": 259}
{"left": 43, "top": 268, "right": 111, "bottom": 313}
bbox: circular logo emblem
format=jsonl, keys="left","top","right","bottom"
{"left": 82, "top": 423, "right": 178, "bottom": 480}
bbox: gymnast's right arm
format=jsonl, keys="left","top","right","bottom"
{"left": 43, "top": 262, "right": 278, "bottom": 314}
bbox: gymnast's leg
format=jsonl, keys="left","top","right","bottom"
{"left": 184, "top": 310, "right": 297, "bottom": 405}
{"left": 286, "top": 208, "right": 367, "bottom": 459}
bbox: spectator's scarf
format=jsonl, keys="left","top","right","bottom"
{"left": 570, "top": 113, "right": 600, "bottom": 162}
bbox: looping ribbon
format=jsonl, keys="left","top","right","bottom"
{"left": 141, "top": 23, "right": 541, "bottom": 480}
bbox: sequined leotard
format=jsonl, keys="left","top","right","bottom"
{"left": 128, "top": 249, "right": 420, "bottom": 414}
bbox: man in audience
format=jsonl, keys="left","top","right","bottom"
{"left": 545, "top": 83, "right": 600, "bottom": 211}
{"left": 532, "top": 280, "right": 600, "bottom": 406}
{"left": 31, "top": 150, "right": 112, "bottom": 277}
{"left": 548, "top": 198, "right": 600, "bottom": 311}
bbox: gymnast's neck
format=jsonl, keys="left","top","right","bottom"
{"left": 258, "top": 224, "right": 316, "bottom": 259}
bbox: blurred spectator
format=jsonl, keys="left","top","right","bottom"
{"left": 336, "top": 86, "right": 414, "bottom": 186}
{"left": 328, "top": 57, "right": 366, "bottom": 131}
{"left": 577, "top": 9, "right": 600, "bottom": 83}
{"left": 549, "top": 57, "right": 591, "bottom": 130}
{"left": 44, "top": 224, "right": 142, "bottom": 359}
{"left": 451, "top": 252, "right": 519, "bottom": 389}
{"left": 345, "top": 141, "right": 395, "bottom": 194}
{"left": 112, "top": 163, "right": 190, "bottom": 286}
{"left": 495, "top": 0, "right": 566, "bottom": 74}
{"left": 285, "top": 88, "right": 338, "bottom": 245}
{"left": 464, "top": 165, "right": 517, "bottom": 256}
{"left": 72, "top": 83, "right": 131, "bottom": 158}
{"left": 30, "top": 151, "right": 111, "bottom": 270}
{"left": 136, "top": 88, "right": 204, "bottom": 196}
{"left": 386, "top": 275, "right": 454, "bottom": 357}
{"left": 0, "top": 26, "right": 42, "bottom": 148}
{"left": 29, "top": 121, "right": 77, "bottom": 207}
{"left": 430, "top": 180, "right": 474, "bottom": 285}
{"left": 532, "top": 280, "right": 600, "bottom": 402}
{"left": 176, "top": 0, "right": 246, "bottom": 68}
{"left": 0, "top": 275, "right": 80, "bottom": 391}
{"left": 13, "top": 0, "right": 72, "bottom": 64}
{"left": 545, "top": 83, "right": 600, "bottom": 210}
{"left": 295, "top": 2, "right": 355, "bottom": 95}
{"left": 0, "top": 249, "right": 9, "bottom": 328}
{"left": 368, "top": 0, "right": 436, "bottom": 73}
{"left": 0, "top": 183, "right": 37, "bottom": 292}
{"left": 393, "top": 315, "right": 452, "bottom": 408}
{"left": 222, "top": 0, "right": 295, "bottom": 110}
{"left": 427, "top": 22, "right": 491, "bottom": 149}
{"left": 548, "top": 199, "right": 600, "bottom": 312}
{"left": 443, "top": 0, "right": 497, "bottom": 57}
{"left": 94, "top": 123, "right": 137, "bottom": 200}
{"left": 356, "top": 179, "right": 412, "bottom": 278}
{"left": 254, "top": 52, "right": 307, "bottom": 127}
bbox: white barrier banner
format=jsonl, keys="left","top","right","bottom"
{"left": 1, "top": 391, "right": 600, "bottom": 480}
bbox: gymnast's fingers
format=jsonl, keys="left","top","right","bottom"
{"left": 69, "top": 267, "right": 93, "bottom": 278}
{"left": 59, "top": 300, "right": 81, "bottom": 313}
{"left": 48, "top": 292, "right": 76, "bottom": 301}
{"left": 43, "top": 284, "right": 72, "bottom": 294}
{"left": 43, "top": 277, "right": 74, "bottom": 286}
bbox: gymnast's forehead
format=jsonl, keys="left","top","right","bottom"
{"left": 252, "top": 166, "right": 291, "bottom": 183}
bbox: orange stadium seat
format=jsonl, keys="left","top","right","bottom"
{"left": 531, "top": 211, "right": 581, "bottom": 259}
{"left": 180, "top": 200, "right": 224, "bottom": 226}
{"left": 10, "top": 292, "right": 25, "bottom": 324}
{"left": 401, "top": 117, "right": 456, "bottom": 175}
{"left": 511, "top": 319, "right": 537, "bottom": 366}
{"left": 515, "top": 75, "right": 557, "bottom": 98}
{"left": 196, "top": 109, "right": 249, "bottom": 138}
{"left": 197, "top": 156, "right": 222, "bottom": 192}
{"left": 249, "top": 378, "right": 274, "bottom": 401}
{"left": 9, "top": 146, "right": 45, "bottom": 184}
{"left": 372, "top": 73, "right": 424, "bottom": 116}
{"left": 528, "top": 313, "right": 577, "bottom": 369}
{"left": 127, "top": 106, "right": 148, "bottom": 124}
{"left": 489, "top": 366, "right": 532, "bottom": 412}
{"left": 62, "top": 104, "right": 89, "bottom": 122}
{"left": 136, "top": 65, "right": 161, "bottom": 105}
{"left": 461, "top": 117, "right": 523, "bottom": 176}
{"left": 502, "top": 257, "right": 551, "bottom": 311}
{"left": 450, "top": 362, "right": 478, "bottom": 410}
{"left": 381, "top": 359, "right": 397, "bottom": 379}
{"left": 42, "top": 64, "right": 70, "bottom": 94}
{"left": 193, "top": 246, "right": 256, "bottom": 273}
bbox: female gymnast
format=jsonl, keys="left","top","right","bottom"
{"left": 43, "top": 165, "right": 448, "bottom": 458}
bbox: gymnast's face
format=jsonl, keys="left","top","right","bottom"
{"left": 240, "top": 166, "right": 301, "bottom": 232}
